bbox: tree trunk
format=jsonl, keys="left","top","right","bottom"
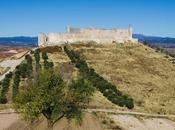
{"left": 47, "top": 119, "right": 54, "bottom": 130}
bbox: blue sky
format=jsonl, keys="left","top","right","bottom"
{"left": 0, "top": 0, "right": 175, "bottom": 37}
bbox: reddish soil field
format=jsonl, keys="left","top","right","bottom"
{"left": 0, "top": 45, "right": 30, "bottom": 59}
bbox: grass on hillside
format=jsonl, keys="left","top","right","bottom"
{"left": 71, "top": 42, "right": 175, "bottom": 115}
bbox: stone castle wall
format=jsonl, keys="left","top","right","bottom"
{"left": 38, "top": 26, "right": 138, "bottom": 46}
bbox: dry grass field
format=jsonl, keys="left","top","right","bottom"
{"left": 71, "top": 42, "right": 175, "bottom": 115}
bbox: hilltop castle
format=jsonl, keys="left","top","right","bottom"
{"left": 38, "top": 25, "right": 138, "bottom": 46}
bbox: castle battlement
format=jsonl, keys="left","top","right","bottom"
{"left": 38, "top": 26, "right": 138, "bottom": 46}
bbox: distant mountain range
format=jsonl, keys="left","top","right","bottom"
{"left": 133, "top": 34, "right": 175, "bottom": 48}
{"left": 0, "top": 36, "right": 38, "bottom": 47}
{"left": 0, "top": 34, "right": 175, "bottom": 47}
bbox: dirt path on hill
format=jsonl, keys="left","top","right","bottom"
{"left": 33, "top": 113, "right": 104, "bottom": 130}
{"left": 111, "top": 115, "right": 175, "bottom": 130}
{"left": 1, "top": 108, "right": 175, "bottom": 130}
{"left": 86, "top": 108, "right": 175, "bottom": 118}
{"left": 87, "top": 108, "right": 175, "bottom": 130}
{"left": 0, "top": 112, "right": 19, "bottom": 130}
{"left": 0, "top": 109, "right": 103, "bottom": 130}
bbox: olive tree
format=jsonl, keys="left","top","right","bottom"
{"left": 14, "top": 70, "right": 94, "bottom": 129}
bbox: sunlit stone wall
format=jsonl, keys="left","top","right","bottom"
{"left": 38, "top": 26, "right": 138, "bottom": 46}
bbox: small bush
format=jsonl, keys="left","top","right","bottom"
{"left": 0, "top": 95, "right": 7, "bottom": 104}
{"left": 0, "top": 72, "right": 13, "bottom": 104}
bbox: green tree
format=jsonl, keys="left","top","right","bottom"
{"left": 42, "top": 52, "right": 54, "bottom": 70}
{"left": 14, "top": 70, "right": 94, "bottom": 129}
{"left": 34, "top": 48, "right": 40, "bottom": 64}
{"left": 42, "top": 52, "right": 48, "bottom": 60}
{"left": 34, "top": 48, "right": 40, "bottom": 72}
{"left": 18, "top": 63, "right": 28, "bottom": 78}
{"left": 12, "top": 70, "right": 21, "bottom": 100}
{"left": 25, "top": 54, "right": 33, "bottom": 77}
{"left": 0, "top": 72, "right": 13, "bottom": 104}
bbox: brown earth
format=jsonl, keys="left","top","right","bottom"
{"left": 2, "top": 112, "right": 104, "bottom": 130}
{"left": 0, "top": 45, "right": 30, "bottom": 59}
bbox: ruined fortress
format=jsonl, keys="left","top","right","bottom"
{"left": 38, "top": 25, "right": 138, "bottom": 46}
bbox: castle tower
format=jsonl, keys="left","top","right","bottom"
{"left": 128, "top": 24, "right": 133, "bottom": 39}
{"left": 38, "top": 33, "right": 47, "bottom": 46}
{"left": 66, "top": 26, "right": 70, "bottom": 33}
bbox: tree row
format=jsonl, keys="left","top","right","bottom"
{"left": 64, "top": 46, "right": 134, "bottom": 109}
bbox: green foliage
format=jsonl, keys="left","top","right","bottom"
{"left": 12, "top": 70, "right": 21, "bottom": 100}
{"left": 0, "top": 95, "right": 7, "bottom": 104}
{"left": 18, "top": 63, "right": 28, "bottom": 78}
{"left": 125, "top": 98, "right": 134, "bottom": 109}
{"left": 25, "top": 54, "right": 33, "bottom": 77}
{"left": 34, "top": 48, "right": 40, "bottom": 64}
{"left": 42, "top": 52, "right": 54, "bottom": 70}
{"left": 0, "top": 72, "right": 13, "bottom": 104}
{"left": 14, "top": 70, "right": 94, "bottom": 128}
{"left": 44, "top": 60, "right": 54, "bottom": 69}
{"left": 68, "top": 76, "right": 94, "bottom": 106}
{"left": 42, "top": 51, "right": 48, "bottom": 60}
{"left": 12, "top": 54, "right": 33, "bottom": 100}
{"left": 64, "top": 46, "right": 134, "bottom": 109}
{"left": 34, "top": 48, "right": 41, "bottom": 71}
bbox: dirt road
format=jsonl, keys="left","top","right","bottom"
{"left": 111, "top": 114, "right": 175, "bottom": 130}
{"left": 0, "top": 110, "right": 19, "bottom": 130}
{"left": 86, "top": 108, "right": 175, "bottom": 118}
{"left": 1, "top": 108, "right": 175, "bottom": 130}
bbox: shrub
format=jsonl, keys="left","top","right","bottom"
{"left": 42, "top": 52, "right": 54, "bottom": 69}
{"left": 18, "top": 63, "right": 28, "bottom": 78}
{"left": 0, "top": 72, "right": 13, "bottom": 104}
{"left": 12, "top": 70, "right": 21, "bottom": 100}
{"left": 42, "top": 51, "right": 48, "bottom": 60}
{"left": 0, "top": 95, "right": 7, "bottom": 104}
{"left": 25, "top": 54, "right": 33, "bottom": 77}
{"left": 34, "top": 48, "right": 40, "bottom": 63}
{"left": 125, "top": 98, "right": 134, "bottom": 109}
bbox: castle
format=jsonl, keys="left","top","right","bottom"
{"left": 38, "top": 25, "right": 138, "bottom": 46}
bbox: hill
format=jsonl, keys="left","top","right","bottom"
{"left": 1, "top": 42, "right": 175, "bottom": 130}
{"left": 71, "top": 42, "right": 175, "bottom": 115}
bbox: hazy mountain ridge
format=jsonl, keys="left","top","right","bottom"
{"left": 133, "top": 34, "right": 175, "bottom": 47}
{"left": 0, "top": 36, "right": 38, "bottom": 47}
